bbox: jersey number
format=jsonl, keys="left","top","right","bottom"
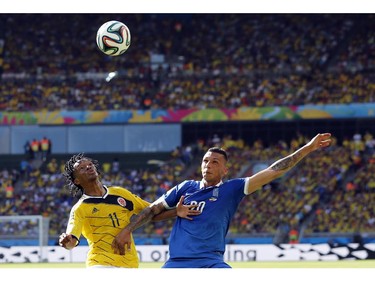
{"left": 109, "top": 212, "right": 120, "bottom": 227}
{"left": 189, "top": 200, "right": 205, "bottom": 212}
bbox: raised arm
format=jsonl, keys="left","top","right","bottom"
{"left": 246, "top": 133, "right": 332, "bottom": 195}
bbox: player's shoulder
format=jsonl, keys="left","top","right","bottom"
{"left": 107, "top": 185, "right": 143, "bottom": 200}
{"left": 183, "top": 179, "right": 198, "bottom": 184}
{"left": 107, "top": 185, "right": 131, "bottom": 194}
{"left": 70, "top": 197, "right": 86, "bottom": 212}
{"left": 223, "top": 177, "right": 247, "bottom": 186}
{"left": 173, "top": 180, "right": 199, "bottom": 193}
{"left": 107, "top": 185, "right": 121, "bottom": 191}
{"left": 180, "top": 179, "right": 200, "bottom": 187}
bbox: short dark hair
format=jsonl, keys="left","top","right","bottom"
{"left": 207, "top": 147, "right": 228, "bottom": 162}
{"left": 63, "top": 153, "right": 100, "bottom": 198}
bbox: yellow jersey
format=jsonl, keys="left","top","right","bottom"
{"left": 66, "top": 185, "right": 150, "bottom": 267}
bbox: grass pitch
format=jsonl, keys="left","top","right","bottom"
{"left": 0, "top": 260, "right": 374, "bottom": 268}
{"left": 3, "top": 261, "right": 373, "bottom": 281}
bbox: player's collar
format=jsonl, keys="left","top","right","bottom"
{"left": 82, "top": 185, "right": 108, "bottom": 199}
{"left": 200, "top": 180, "right": 223, "bottom": 189}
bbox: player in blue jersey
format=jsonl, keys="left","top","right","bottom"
{"left": 111, "top": 133, "right": 332, "bottom": 268}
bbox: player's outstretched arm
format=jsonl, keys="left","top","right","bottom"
{"left": 246, "top": 133, "right": 332, "bottom": 195}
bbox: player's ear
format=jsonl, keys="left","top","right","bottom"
{"left": 223, "top": 166, "right": 229, "bottom": 176}
{"left": 74, "top": 178, "right": 80, "bottom": 186}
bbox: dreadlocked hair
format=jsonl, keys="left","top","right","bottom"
{"left": 63, "top": 153, "right": 100, "bottom": 198}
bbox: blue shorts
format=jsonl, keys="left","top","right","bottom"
{"left": 162, "top": 257, "right": 231, "bottom": 268}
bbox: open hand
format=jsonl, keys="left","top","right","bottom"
{"left": 176, "top": 196, "right": 201, "bottom": 221}
{"left": 307, "top": 133, "right": 332, "bottom": 151}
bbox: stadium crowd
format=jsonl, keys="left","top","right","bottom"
{"left": 0, "top": 132, "right": 374, "bottom": 243}
{"left": 0, "top": 14, "right": 374, "bottom": 111}
{"left": 0, "top": 14, "right": 374, "bottom": 244}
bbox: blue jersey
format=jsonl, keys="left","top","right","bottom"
{"left": 161, "top": 178, "right": 248, "bottom": 260}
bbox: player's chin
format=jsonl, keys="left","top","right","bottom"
{"left": 202, "top": 173, "right": 212, "bottom": 180}
{"left": 87, "top": 173, "right": 98, "bottom": 179}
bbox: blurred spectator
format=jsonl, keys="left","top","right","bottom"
{"left": 112, "top": 158, "right": 120, "bottom": 174}
{"left": 40, "top": 136, "right": 52, "bottom": 161}
{"left": 288, "top": 225, "right": 299, "bottom": 244}
{"left": 19, "top": 159, "right": 31, "bottom": 179}
{"left": 23, "top": 140, "right": 33, "bottom": 160}
{"left": 102, "top": 161, "right": 111, "bottom": 173}
{"left": 5, "top": 181, "right": 14, "bottom": 199}
{"left": 30, "top": 138, "right": 40, "bottom": 160}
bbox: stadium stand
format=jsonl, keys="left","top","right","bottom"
{"left": 1, "top": 14, "right": 374, "bottom": 111}
{"left": 0, "top": 14, "right": 374, "bottom": 245}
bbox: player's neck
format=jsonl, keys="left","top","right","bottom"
{"left": 84, "top": 181, "right": 105, "bottom": 196}
{"left": 202, "top": 179, "right": 221, "bottom": 188}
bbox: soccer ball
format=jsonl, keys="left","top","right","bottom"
{"left": 96, "top": 20, "right": 131, "bottom": 56}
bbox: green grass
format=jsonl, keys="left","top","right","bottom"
{"left": 0, "top": 260, "right": 374, "bottom": 268}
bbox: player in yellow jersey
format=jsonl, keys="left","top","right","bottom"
{"left": 59, "top": 153, "right": 198, "bottom": 268}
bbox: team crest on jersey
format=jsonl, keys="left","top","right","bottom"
{"left": 117, "top": 197, "right": 127, "bottom": 207}
{"left": 209, "top": 187, "right": 219, "bottom": 201}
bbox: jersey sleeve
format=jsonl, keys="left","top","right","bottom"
{"left": 130, "top": 193, "right": 150, "bottom": 214}
{"left": 244, "top": 177, "right": 251, "bottom": 195}
{"left": 66, "top": 203, "right": 83, "bottom": 243}
{"left": 159, "top": 180, "right": 191, "bottom": 209}
{"left": 226, "top": 178, "right": 249, "bottom": 196}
